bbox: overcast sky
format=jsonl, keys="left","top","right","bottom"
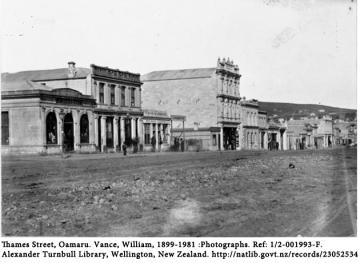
{"left": 1, "top": 0, "right": 357, "bottom": 109}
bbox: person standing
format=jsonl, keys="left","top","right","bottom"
{"left": 122, "top": 143, "right": 127, "bottom": 156}
{"left": 151, "top": 132, "right": 156, "bottom": 152}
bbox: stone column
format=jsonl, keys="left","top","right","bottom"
{"left": 55, "top": 110, "right": 63, "bottom": 150}
{"left": 220, "top": 125, "right": 224, "bottom": 151}
{"left": 137, "top": 118, "right": 143, "bottom": 145}
{"left": 276, "top": 132, "right": 281, "bottom": 148}
{"left": 236, "top": 124, "right": 242, "bottom": 150}
{"left": 323, "top": 135, "right": 326, "bottom": 148}
{"left": 283, "top": 130, "right": 287, "bottom": 150}
{"left": 73, "top": 110, "right": 80, "bottom": 151}
{"left": 94, "top": 114, "right": 99, "bottom": 148}
{"left": 89, "top": 112, "right": 95, "bottom": 145}
{"left": 113, "top": 117, "right": 119, "bottom": 150}
{"left": 149, "top": 122, "right": 153, "bottom": 145}
{"left": 264, "top": 131, "right": 268, "bottom": 150}
{"left": 101, "top": 116, "right": 106, "bottom": 152}
{"left": 120, "top": 117, "right": 125, "bottom": 146}
{"left": 131, "top": 117, "right": 136, "bottom": 139}
{"left": 155, "top": 121, "right": 159, "bottom": 151}
{"left": 40, "top": 107, "right": 46, "bottom": 146}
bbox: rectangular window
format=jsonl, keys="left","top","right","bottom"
{"left": 144, "top": 123, "right": 150, "bottom": 144}
{"left": 131, "top": 88, "right": 135, "bottom": 107}
{"left": 120, "top": 86, "right": 126, "bottom": 106}
{"left": 99, "top": 83, "right": 104, "bottom": 104}
{"left": 1, "top": 111, "right": 9, "bottom": 145}
{"left": 110, "top": 85, "right": 115, "bottom": 105}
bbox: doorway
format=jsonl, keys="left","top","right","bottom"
{"left": 63, "top": 113, "right": 74, "bottom": 152}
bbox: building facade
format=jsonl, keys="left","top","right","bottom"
{"left": 1, "top": 62, "right": 146, "bottom": 154}
{"left": 141, "top": 58, "right": 242, "bottom": 151}
{"left": 240, "top": 100, "right": 259, "bottom": 150}
{"left": 286, "top": 116, "right": 334, "bottom": 150}
{"left": 258, "top": 110, "right": 268, "bottom": 150}
{"left": 142, "top": 109, "right": 171, "bottom": 152}
{"left": 333, "top": 120, "right": 357, "bottom": 145}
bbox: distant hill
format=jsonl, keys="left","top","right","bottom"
{"left": 258, "top": 102, "right": 357, "bottom": 121}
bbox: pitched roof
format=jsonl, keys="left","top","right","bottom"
{"left": 1, "top": 67, "right": 91, "bottom": 82}
{"left": 141, "top": 68, "right": 216, "bottom": 81}
{"left": 1, "top": 80, "right": 54, "bottom": 92}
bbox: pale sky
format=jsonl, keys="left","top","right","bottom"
{"left": 1, "top": 0, "right": 357, "bottom": 109}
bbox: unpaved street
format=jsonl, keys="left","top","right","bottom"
{"left": 1, "top": 147, "right": 357, "bottom": 237}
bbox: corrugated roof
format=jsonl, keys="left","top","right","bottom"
{"left": 141, "top": 68, "right": 216, "bottom": 81}
{"left": 1, "top": 67, "right": 90, "bottom": 82}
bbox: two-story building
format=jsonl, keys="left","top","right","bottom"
{"left": 258, "top": 110, "right": 268, "bottom": 150}
{"left": 1, "top": 62, "right": 144, "bottom": 154}
{"left": 240, "top": 99, "right": 259, "bottom": 150}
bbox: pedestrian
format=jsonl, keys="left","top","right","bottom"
{"left": 122, "top": 143, "right": 127, "bottom": 156}
{"left": 151, "top": 132, "right": 156, "bottom": 152}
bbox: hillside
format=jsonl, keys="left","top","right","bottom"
{"left": 258, "top": 102, "right": 357, "bottom": 121}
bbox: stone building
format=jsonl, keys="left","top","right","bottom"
{"left": 1, "top": 81, "right": 96, "bottom": 154}
{"left": 240, "top": 99, "right": 259, "bottom": 150}
{"left": 1, "top": 62, "right": 145, "bottom": 154}
{"left": 141, "top": 58, "right": 242, "bottom": 151}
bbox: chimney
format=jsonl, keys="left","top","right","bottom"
{"left": 68, "top": 61, "right": 76, "bottom": 78}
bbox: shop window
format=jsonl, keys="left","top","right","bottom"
{"left": 1, "top": 111, "right": 9, "bottom": 145}
{"left": 144, "top": 123, "right": 150, "bottom": 144}
{"left": 46, "top": 112, "right": 57, "bottom": 144}
{"left": 80, "top": 114, "right": 89, "bottom": 143}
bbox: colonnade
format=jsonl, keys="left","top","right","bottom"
{"left": 94, "top": 114, "right": 143, "bottom": 152}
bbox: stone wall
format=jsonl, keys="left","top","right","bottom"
{"left": 142, "top": 77, "right": 218, "bottom": 129}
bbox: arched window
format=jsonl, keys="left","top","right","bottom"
{"left": 80, "top": 114, "right": 89, "bottom": 143}
{"left": 46, "top": 112, "right": 57, "bottom": 144}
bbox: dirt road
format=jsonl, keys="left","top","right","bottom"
{"left": 1, "top": 147, "right": 357, "bottom": 237}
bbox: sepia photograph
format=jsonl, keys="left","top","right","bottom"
{"left": 1, "top": 0, "right": 357, "bottom": 241}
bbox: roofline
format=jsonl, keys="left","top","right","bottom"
{"left": 142, "top": 76, "right": 213, "bottom": 82}
{"left": 141, "top": 67, "right": 217, "bottom": 82}
{"left": 32, "top": 76, "right": 88, "bottom": 82}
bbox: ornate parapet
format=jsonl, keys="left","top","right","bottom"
{"left": 216, "top": 57, "right": 241, "bottom": 79}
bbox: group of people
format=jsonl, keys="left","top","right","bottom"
{"left": 268, "top": 140, "right": 279, "bottom": 151}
